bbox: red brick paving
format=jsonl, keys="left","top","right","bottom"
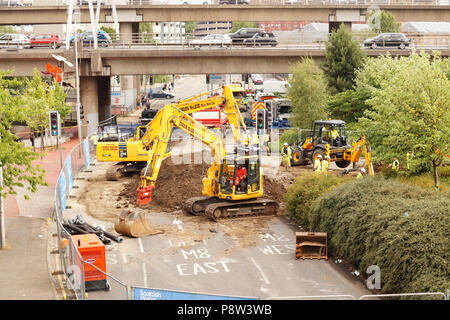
{"left": 4, "top": 127, "right": 83, "bottom": 217}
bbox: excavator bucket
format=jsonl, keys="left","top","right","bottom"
{"left": 114, "top": 209, "right": 163, "bottom": 238}
{"left": 295, "top": 232, "right": 328, "bottom": 260}
{"left": 137, "top": 185, "right": 155, "bottom": 206}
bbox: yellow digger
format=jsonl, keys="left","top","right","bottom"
{"left": 291, "top": 120, "right": 374, "bottom": 175}
{"left": 97, "top": 86, "right": 277, "bottom": 236}
{"left": 96, "top": 86, "right": 250, "bottom": 181}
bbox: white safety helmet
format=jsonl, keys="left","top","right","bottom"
{"left": 284, "top": 142, "right": 288, "bottom": 146}
{"left": 317, "top": 154, "right": 323, "bottom": 159}
{"left": 325, "top": 155, "right": 330, "bottom": 160}
{"left": 361, "top": 168, "right": 366, "bottom": 173}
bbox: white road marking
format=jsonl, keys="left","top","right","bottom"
{"left": 250, "top": 257, "right": 270, "bottom": 285}
{"left": 138, "top": 238, "right": 148, "bottom": 288}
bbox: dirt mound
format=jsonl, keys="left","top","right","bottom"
{"left": 119, "top": 159, "right": 209, "bottom": 212}
{"left": 120, "top": 159, "right": 287, "bottom": 212}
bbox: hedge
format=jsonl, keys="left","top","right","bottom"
{"left": 284, "top": 172, "right": 348, "bottom": 229}
{"left": 309, "top": 177, "right": 450, "bottom": 298}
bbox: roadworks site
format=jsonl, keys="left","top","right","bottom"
{"left": 58, "top": 137, "right": 449, "bottom": 300}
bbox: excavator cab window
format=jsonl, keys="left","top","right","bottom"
{"left": 219, "top": 163, "right": 233, "bottom": 194}
{"left": 247, "top": 159, "right": 260, "bottom": 193}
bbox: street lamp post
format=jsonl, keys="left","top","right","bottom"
{"left": 74, "top": 7, "right": 83, "bottom": 146}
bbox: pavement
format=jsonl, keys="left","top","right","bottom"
{"left": 0, "top": 127, "right": 89, "bottom": 300}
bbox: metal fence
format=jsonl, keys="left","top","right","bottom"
{"left": 53, "top": 133, "right": 96, "bottom": 299}
{"left": 0, "top": 0, "right": 448, "bottom": 6}
{"left": 71, "top": 32, "right": 450, "bottom": 52}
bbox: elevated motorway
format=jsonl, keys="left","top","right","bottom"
{"left": 0, "top": 4, "right": 449, "bottom": 25}
{"left": 0, "top": 46, "right": 448, "bottom": 76}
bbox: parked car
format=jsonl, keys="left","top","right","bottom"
{"left": 190, "top": 34, "right": 232, "bottom": 48}
{"left": 251, "top": 74, "right": 263, "bottom": 85}
{"left": 364, "top": 33, "right": 411, "bottom": 49}
{"left": 181, "top": 0, "right": 212, "bottom": 4}
{"left": 243, "top": 32, "right": 278, "bottom": 47}
{"left": 0, "top": 0, "right": 24, "bottom": 6}
{"left": 228, "top": 28, "right": 266, "bottom": 44}
{"left": 30, "top": 34, "right": 62, "bottom": 49}
{"left": 0, "top": 33, "right": 30, "bottom": 49}
{"left": 70, "top": 30, "right": 112, "bottom": 47}
{"left": 219, "top": 0, "right": 250, "bottom": 4}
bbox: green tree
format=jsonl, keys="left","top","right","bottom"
{"left": 139, "top": 22, "right": 154, "bottom": 43}
{"left": 327, "top": 89, "right": 369, "bottom": 124}
{"left": 184, "top": 22, "right": 197, "bottom": 36}
{"left": 0, "top": 26, "right": 16, "bottom": 35}
{"left": 367, "top": 10, "right": 400, "bottom": 34}
{"left": 358, "top": 53, "right": 450, "bottom": 187}
{"left": 100, "top": 26, "right": 116, "bottom": 41}
{"left": 0, "top": 71, "right": 47, "bottom": 199}
{"left": 230, "top": 21, "right": 258, "bottom": 33}
{"left": 323, "top": 23, "right": 366, "bottom": 94}
{"left": 21, "top": 70, "right": 70, "bottom": 156}
{"left": 287, "top": 58, "right": 329, "bottom": 128}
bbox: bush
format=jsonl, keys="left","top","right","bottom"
{"left": 284, "top": 172, "right": 348, "bottom": 229}
{"left": 310, "top": 177, "right": 450, "bottom": 297}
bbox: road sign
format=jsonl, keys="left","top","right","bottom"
{"left": 209, "top": 74, "right": 225, "bottom": 84}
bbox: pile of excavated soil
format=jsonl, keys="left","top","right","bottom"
{"left": 119, "top": 158, "right": 287, "bottom": 212}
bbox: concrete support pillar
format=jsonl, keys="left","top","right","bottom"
{"left": 80, "top": 76, "right": 111, "bottom": 138}
{"left": 97, "top": 76, "right": 111, "bottom": 122}
{"left": 119, "top": 22, "right": 140, "bottom": 108}
{"left": 80, "top": 76, "right": 98, "bottom": 138}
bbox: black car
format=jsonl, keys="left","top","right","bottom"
{"left": 364, "top": 33, "right": 411, "bottom": 50}
{"left": 149, "top": 89, "right": 175, "bottom": 99}
{"left": 219, "top": 0, "right": 250, "bottom": 4}
{"left": 243, "top": 32, "right": 278, "bottom": 47}
{"left": 228, "top": 28, "right": 266, "bottom": 44}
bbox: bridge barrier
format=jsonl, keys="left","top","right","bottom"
{"left": 1, "top": 0, "right": 447, "bottom": 6}
{"left": 70, "top": 32, "right": 450, "bottom": 52}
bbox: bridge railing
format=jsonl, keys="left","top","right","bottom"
{"left": 66, "top": 31, "right": 450, "bottom": 51}
{"left": 0, "top": 0, "right": 448, "bottom": 7}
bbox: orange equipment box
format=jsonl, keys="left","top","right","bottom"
{"left": 71, "top": 233, "right": 110, "bottom": 291}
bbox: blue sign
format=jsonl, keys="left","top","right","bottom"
{"left": 83, "top": 138, "right": 90, "bottom": 168}
{"left": 133, "top": 288, "right": 257, "bottom": 301}
{"left": 65, "top": 156, "right": 73, "bottom": 193}
{"left": 59, "top": 172, "right": 67, "bottom": 213}
{"left": 111, "top": 92, "right": 121, "bottom": 96}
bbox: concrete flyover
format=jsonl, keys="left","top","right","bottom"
{"left": 0, "top": 47, "right": 449, "bottom": 76}
{"left": 0, "top": 4, "right": 449, "bottom": 25}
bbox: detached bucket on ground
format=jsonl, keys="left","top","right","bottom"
{"left": 114, "top": 209, "right": 163, "bottom": 238}
{"left": 295, "top": 232, "right": 328, "bottom": 260}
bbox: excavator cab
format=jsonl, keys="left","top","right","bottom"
{"left": 218, "top": 155, "right": 262, "bottom": 199}
{"left": 312, "top": 120, "right": 347, "bottom": 148}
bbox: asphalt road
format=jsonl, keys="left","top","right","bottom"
{"left": 82, "top": 75, "right": 372, "bottom": 300}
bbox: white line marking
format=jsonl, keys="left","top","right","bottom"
{"left": 138, "top": 238, "right": 148, "bottom": 287}
{"left": 250, "top": 257, "right": 270, "bottom": 285}
{"left": 138, "top": 238, "right": 145, "bottom": 253}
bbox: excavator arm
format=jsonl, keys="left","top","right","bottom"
{"left": 137, "top": 104, "right": 227, "bottom": 205}
{"left": 348, "top": 136, "right": 374, "bottom": 176}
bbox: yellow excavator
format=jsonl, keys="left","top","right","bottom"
{"left": 291, "top": 120, "right": 374, "bottom": 175}
{"left": 97, "top": 86, "right": 278, "bottom": 223}
{"left": 97, "top": 86, "right": 250, "bottom": 181}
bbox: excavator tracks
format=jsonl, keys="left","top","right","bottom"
{"left": 185, "top": 197, "right": 279, "bottom": 221}
{"left": 183, "top": 196, "right": 220, "bottom": 216}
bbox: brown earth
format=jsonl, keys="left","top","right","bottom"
{"left": 119, "top": 158, "right": 288, "bottom": 212}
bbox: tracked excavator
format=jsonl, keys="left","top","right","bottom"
{"left": 97, "top": 86, "right": 250, "bottom": 181}
{"left": 99, "top": 86, "right": 277, "bottom": 238}
{"left": 135, "top": 87, "right": 278, "bottom": 221}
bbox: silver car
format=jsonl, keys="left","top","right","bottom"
{"left": 190, "top": 34, "right": 232, "bottom": 48}
{"left": 0, "top": 33, "right": 31, "bottom": 49}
